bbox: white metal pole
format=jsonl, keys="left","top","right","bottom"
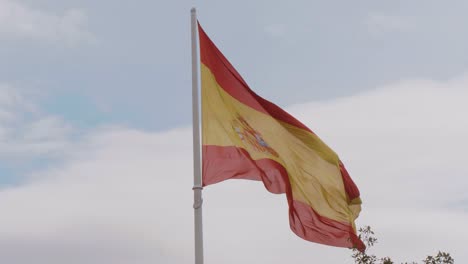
{"left": 191, "top": 7, "right": 204, "bottom": 264}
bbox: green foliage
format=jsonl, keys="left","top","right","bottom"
{"left": 351, "top": 226, "right": 454, "bottom": 264}
{"left": 422, "top": 252, "right": 454, "bottom": 264}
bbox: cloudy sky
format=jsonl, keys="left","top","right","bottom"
{"left": 1, "top": 0, "right": 467, "bottom": 263}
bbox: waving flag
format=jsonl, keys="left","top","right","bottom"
{"left": 199, "top": 23, "right": 365, "bottom": 251}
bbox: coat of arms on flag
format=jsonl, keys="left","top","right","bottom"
{"left": 232, "top": 115, "right": 279, "bottom": 157}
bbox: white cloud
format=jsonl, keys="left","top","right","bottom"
{"left": 0, "top": 84, "right": 33, "bottom": 120}
{"left": 0, "top": 74, "right": 467, "bottom": 263}
{"left": 0, "top": 85, "right": 72, "bottom": 159}
{"left": 0, "top": 0, "right": 94, "bottom": 44}
{"left": 366, "top": 13, "right": 415, "bottom": 34}
{"left": 289, "top": 75, "right": 468, "bottom": 209}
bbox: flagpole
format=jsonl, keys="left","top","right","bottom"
{"left": 191, "top": 7, "right": 204, "bottom": 264}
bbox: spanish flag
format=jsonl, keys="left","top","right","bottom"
{"left": 199, "top": 23, "right": 365, "bottom": 251}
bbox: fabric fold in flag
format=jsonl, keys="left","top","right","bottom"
{"left": 198, "top": 22, "right": 365, "bottom": 251}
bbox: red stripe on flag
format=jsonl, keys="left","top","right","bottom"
{"left": 198, "top": 23, "right": 315, "bottom": 135}
{"left": 339, "top": 161, "right": 361, "bottom": 201}
{"left": 202, "top": 145, "right": 288, "bottom": 194}
{"left": 290, "top": 200, "right": 364, "bottom": 250}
